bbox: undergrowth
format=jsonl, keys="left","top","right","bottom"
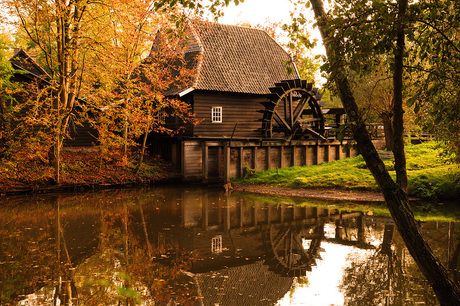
{"left": 0, "top": 149, "right": 178, "bottom": 192}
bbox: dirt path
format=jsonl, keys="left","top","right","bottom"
{"left": 232, "top": 184, "right": 386, "bottom": 202}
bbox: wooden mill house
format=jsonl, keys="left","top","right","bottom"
{"left": 150, "top": 21, "right": 355, "bottom": 182}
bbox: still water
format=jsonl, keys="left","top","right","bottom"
{"left": 0, "top": 186, "right": 458, "bottom": 305}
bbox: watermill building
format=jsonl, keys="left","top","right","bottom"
{"left": 151, "top": 21, "right": 356, "bottom": 182}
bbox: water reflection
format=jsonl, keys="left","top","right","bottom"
{"left": 0, "top": 186, "right": 458, "bottom": 305}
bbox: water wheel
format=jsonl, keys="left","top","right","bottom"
{"left": 264, "top": 223, "right": 324, "bottom": 276}
{"left": 260, "top": 79, "right": 326, "bottom": 140}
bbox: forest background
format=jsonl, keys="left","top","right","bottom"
{"left": 1, "top": 0, "right": 460, "bottom": 304}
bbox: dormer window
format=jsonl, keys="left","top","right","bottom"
{"left": 211, "top": 107, "right": 222, "bottom": 123}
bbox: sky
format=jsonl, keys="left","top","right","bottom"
{"left": 218, "top": 0, "right": 295, "bottom": 26}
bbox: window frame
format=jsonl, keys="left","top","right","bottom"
{"left": 211, "top": 106, "right": 222, "bottom": 123}
{"left": 211, "top": 235, "right": 223, "bottom": 254}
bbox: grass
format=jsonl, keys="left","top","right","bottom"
{"left": 232, "top": 141, "right": 460, "bottom": 200}
{"left": 231, "top": 192, "right": 460, "bottom": 222}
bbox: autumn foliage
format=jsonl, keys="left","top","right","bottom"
{"left": 0, "top": 0, "right": 201, "bottom": 188}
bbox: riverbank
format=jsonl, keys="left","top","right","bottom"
{"left": 0, "top": 148, "right": 181, "bottom": 195}
{"left": 232, "top": 184, "right": 387, "bottom": 202}
{"left": 232, "top": 141, "right": 460, "bottom": 201}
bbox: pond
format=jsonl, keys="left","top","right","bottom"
{"left": 0, "top": 186, "right": 458, "bottom": 305}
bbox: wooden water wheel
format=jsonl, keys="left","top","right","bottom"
{"left": 260, "top": 79, "right": 326, "bottom": 140}
{"left": 264, "top": 223, "right": 324, "bottom": 276}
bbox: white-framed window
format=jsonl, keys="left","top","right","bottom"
{"left": 211, "top": 106, "right": 222, "bottom": 123}
{"left": 211, "top": 235, "right": 223, "bottom": 254}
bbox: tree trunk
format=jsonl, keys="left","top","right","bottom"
{"left": 392, "top": 0, "right": 408, "bottom": 192}
{"left": 381, "top": 113, "right": 394, "bottom": 151}
{"left": 135, "top": 120, "right": 151, "bottom": 175}
{"left": 309, "top": 0, "right": 460, "bottom": 304}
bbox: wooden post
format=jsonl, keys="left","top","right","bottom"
{"left": 223, "top": 197, "right": 230, "bottom": 233}
{"left": 267, "top": 146, "right": 272, "bottom": 170}
{"left": 217, "top": 146, "right": 223, "bottom": 179}
{"left": 266, "top": 204, "right": 271, "bottom": 224}
{"left": 218, "top": 198, "right": 222, "bottom": 229}
{"left": 335, "top": 219, "right": 343, "bottom": 240}
{"left": 358, "top": 214, "right": 366, "bottom": 244}
{"left": 305, "top": 145, "right": 309, "bottom": 166}
{"left": 280, "top": 146, "right": 285, "bottom": 169}
{"left": 202, "top": 142, "right": 208, "bottom": 182}
{"left": 202, "top": 190, "right": 208, "bottom": 230}
{"left": 292, "top": 146, "right": 296, "bottom": 167}
{"left": 224, "top": 143, "right": 231, "bottom": 183}
{"left": 239, "top": 199, "right": 244, "bottom": 228}
{"left": 239, "top": 146, "right": 244, "bottom": 177}
{"left": 181, "top": 141, "right": 186, "bottom": 179}
{"left": 253, "top": 146, "right": 258, "bottom": 170}
{"left": 314, "top": 145, "right": 319, "bottom": 165}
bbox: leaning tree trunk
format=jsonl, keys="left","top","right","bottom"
{"left": 309, "top": 0, "right": 460, "bottom": 304}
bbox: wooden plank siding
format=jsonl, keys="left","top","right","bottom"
{"left": 64, "top": 122, "right": 98, "bottom": 147}
{"left": 182, "top": 141, "right": 203, "bottom": 180}
{"left": 191, "top": 91, "right": 267, "bottom": 138}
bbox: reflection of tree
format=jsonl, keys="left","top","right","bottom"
{"left": 75, "top": 197, "right": 199, "bottom": 305}
{"left": 0, "top": 191, "right": 199, "bottom": 305}
{"left": 0, "top": 197, "right": 59, "bottom": 304}
{"left": 340, "top": 225, "right": 438, "bottom": 305}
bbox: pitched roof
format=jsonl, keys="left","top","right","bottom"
{"left": 157, "top": 21, "right": 299, "bottom": 96}
{"left": 9, "top": 49, "right": 51, "bottom": 83}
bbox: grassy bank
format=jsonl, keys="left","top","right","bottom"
{"left": 0, "top": 149, "right": 179, "bottom": 193}
{"left": 232, "top": 141, "right": 460, "bottom": 200}
{"left": 232, "top": 192, "right": 459, "bottom": 222}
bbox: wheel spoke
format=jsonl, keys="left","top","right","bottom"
{"left": 272, "top": 228, "right": 289, "bottom": 251}
{"left": 262, "top": 79, "right": 326, "bottom": 140}
{"left": 274, "top": 110, "right": 292, "bottom": 131}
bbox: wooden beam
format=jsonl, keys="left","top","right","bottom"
{"left": 181, "top": 141, "right": 186, "bottom": 179}
{"left": 239, "top": 146, "right": 244, "bottom": 177}
{"left": 280, "top": 146, "right": 285, "bottom": 169}
{"left": 292, "top": 146, "right": 296, "bottom": 167}
{"left": 239, "top": 200, "right": 244, "bottom": 228}
{"left": 224, "top": 144, "right": 230, "bottom": 183}
{"left": 202, "top": 190, "right": 208, "bottom": 230}
{"left": 253, "top": 146, "right": 258, "bottom": 170}
{"left": 223, "top": 197, "right": 230, "bottom": 233}
{"left": 217, "top": 146, "right": 223, "bottom": 179}
{"left": 202, "top": 142, "right": 208, "bottom": 182}
{"left": 274, "top": 110, "right": 292, "bottom": 132}
{"left": 267, "top": 146, "right": 272, "bottom": 170}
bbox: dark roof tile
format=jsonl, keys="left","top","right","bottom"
{"left": 157, "top": 21, "right": 299, "bottom": 96}
{"left": 189, "top": 21, "right": 298, "bottom": 95}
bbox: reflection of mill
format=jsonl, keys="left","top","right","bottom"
{"left": 264, "top": 223, "right": 324, "bottom": 276}
{"left": 167, "top": 189, "right": 372, "bottom": 277}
